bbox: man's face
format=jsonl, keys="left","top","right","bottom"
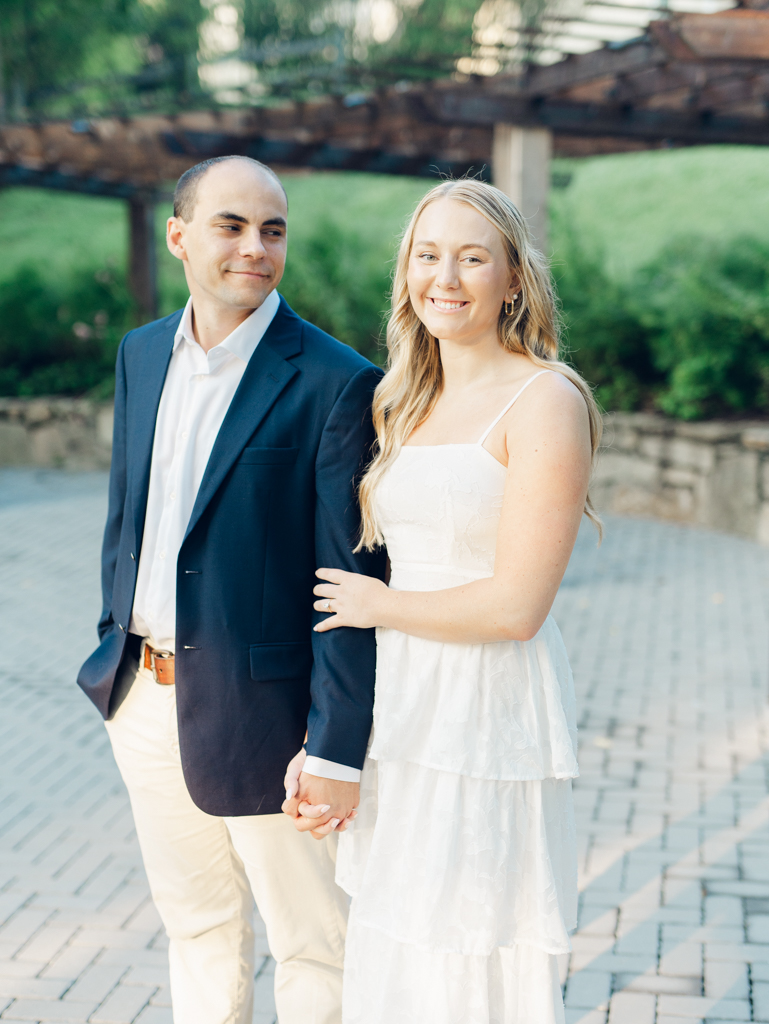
{"left": 167, "top": 160, "right": 288, "bottom": 311}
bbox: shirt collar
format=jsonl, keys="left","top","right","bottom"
{"left": 173, "top": 289, "right": 281, "bottom": 363}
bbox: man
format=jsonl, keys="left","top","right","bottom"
{"left": 77, "top": 155, "right": 385, "bottom": 1024}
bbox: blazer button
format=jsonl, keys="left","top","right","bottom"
{"left": 118, "top": 623, "right": 125, "bottom": 632}
{"left": 130, "top": 552, "right": 136, "bottom": 560}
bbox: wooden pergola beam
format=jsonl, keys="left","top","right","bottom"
{"left": 4, "top": 85, "right": 768, "bottom": 196}
{"left": 429, "top": 89, "right": 769, "bottom": 144}
{"left": 0, "top": 163, "right": 163, "bottom": 199}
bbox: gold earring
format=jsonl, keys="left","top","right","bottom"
{"left": 504, "top": 293, "right": 519, "bottom": 316}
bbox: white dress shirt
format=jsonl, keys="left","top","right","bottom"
{"left": 130, "top": 290, "right": 359, "bottom": 784}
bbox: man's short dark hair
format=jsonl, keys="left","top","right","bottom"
{"left": 173, "top": 156, "right": 286, "bottom": 221}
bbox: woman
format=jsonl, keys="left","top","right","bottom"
{"left": 294, "top": 179, "right": 600, "bottom": 1023}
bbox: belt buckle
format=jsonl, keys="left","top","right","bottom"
{"left": 147, "top": 644, "right": 173, "bottom": 683}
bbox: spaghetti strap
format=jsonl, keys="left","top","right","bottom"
{"left": 477, "top": 369, "right": 553, "bottom": 446}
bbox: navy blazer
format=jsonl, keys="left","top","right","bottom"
{"left": 77, "top": 296, "right": 386, "bottom": 816}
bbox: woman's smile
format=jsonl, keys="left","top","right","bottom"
{"left": 427, "top": 297, "right": 469, "bottom": 311}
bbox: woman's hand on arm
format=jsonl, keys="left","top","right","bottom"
{"left": 313, "top": 570, "right": 391, "bottom": 632}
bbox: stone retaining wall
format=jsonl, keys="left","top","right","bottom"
{"left": 1, "top": 399, "right": 768, "bottom": 545}
{"left": 0, "top": 398, "right": 113, "bottom": 471}
{"left": 594, "top": 413, "right": 769, "bottom": 546}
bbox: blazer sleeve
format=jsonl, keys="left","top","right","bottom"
{"left": 306, "top": 364, "right": 387, "bottom": 769}
{"left": 98, "top": 335, "right": 130, "bottom": 640}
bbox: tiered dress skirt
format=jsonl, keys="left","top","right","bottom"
{"left": 337, "top": 588, "right": 580, "bottom": 1024}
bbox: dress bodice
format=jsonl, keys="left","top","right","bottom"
{"left": 376, "top": 444, "right": 505, "bottom": 583}
{"left": 377, "top": 368, "right": 550, "bottom": 586}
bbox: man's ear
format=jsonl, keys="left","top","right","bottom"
{"left": 166, "top": 217, "right": 187, "bottom": 261}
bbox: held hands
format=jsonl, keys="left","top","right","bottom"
{"left": 281, "top": 748, "right": 359, "bottom": 840}
{"left": 313, "top": 569, "right": 389, "bottom": 632}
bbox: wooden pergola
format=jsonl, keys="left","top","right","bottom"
{"left": 3, "top": 5, "right": 769, "bottom": 320}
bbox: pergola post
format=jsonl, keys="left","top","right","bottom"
{"left": 492, "top": 125, "right": 552, "bottom": 254}
{"left": 128, "top": 194, "right": 159, "bottom": 323}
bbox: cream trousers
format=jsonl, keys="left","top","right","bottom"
{"left": 105, "top": 660, "right": 348, "bottom": 1024}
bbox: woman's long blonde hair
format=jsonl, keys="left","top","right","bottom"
{"left": 356, "top": 178, "right": 603, "bottom": 551}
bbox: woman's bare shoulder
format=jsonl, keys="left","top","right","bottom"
{"left": 517, "top": 368, "right": 588, "bottom": 420}
{"left": 504, "top": 369, "right": 591, "bottom": 456}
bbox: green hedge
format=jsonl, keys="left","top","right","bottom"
{"left": 0, "top": 264, "right": 133, "bottom": 399}
{"left": 3, "top": 228, "right": 769, "bottom": 421}
{"left": 556, "top": 232, "right": 769, "bottom": 420}
{"left": 278, "top": 217, "right": 390, "bottom": 365}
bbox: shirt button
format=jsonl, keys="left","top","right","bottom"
{"left": 169, "top": 492, "right": 176, "bottom": 501}
{"left": 181, "top": 431, "right": 188, "bottom": 439}
{"left": 159, "top": 551, "right": 166, "bottom": 560}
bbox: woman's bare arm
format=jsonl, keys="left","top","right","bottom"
{"left": 313, "top": 374, "right": 593, "bottom": 645}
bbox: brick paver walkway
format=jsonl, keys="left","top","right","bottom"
{"left": 0, "top": 469, "right": 767, "bottom": 1024}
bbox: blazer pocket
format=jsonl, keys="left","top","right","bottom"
{"left": 250, "top": 641, "right": 313, "bottom": 682}
{"left": 237, "top": 447, "right": 298, "bottom": 465}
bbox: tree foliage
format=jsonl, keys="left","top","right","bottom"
{"left": 0, "top": 0, "right": 489, "bottom": 117}
{"left": 0, "top": 0, "right": 206, "bottom": 119}
{"left": 0, "top": 0, "right": 121, "bottom": 116}
{"left": 241, "top": 0, "right": 481, "bottom": 96}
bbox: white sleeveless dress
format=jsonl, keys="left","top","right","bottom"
{"left": 337, "top": 371, "right": 579, "bottom": 1024}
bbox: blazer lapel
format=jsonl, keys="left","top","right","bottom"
{"left": 183, "top": 300, "right": 301, "bottom": 542}
{"left": 129, "top": 314, "right": 179, "bottom": 547}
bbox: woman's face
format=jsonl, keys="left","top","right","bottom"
{"left": 406, "top": 197, "right": 516, "bottom": 347}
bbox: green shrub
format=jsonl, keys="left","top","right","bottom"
{"left": 552, "top": 227, "right": 657, "bottom": 412}
{"left": 555, "top": 229, "right": 769, "bottom": 420}
{"left": 640, "top": 236, "right": 769, "bottom": 420}
{"left": 0, "top": 264, "right": 134, "bottom": 397}
{"left": 279, "top": 218, "right": 391, "bottom": 365}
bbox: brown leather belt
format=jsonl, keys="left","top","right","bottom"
{"left": 143, "top": 643, "right": 175, "bottom": 685}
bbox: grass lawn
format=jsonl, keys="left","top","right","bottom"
{"left": 550, "top": 145, "right": 769, "bottom": 279}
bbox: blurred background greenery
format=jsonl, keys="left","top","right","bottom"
{"left": 0, "top": 0, "right": 504, "bottom": 120}
{"left": 1, "top": 0, "right": 769, "bottom": 420}
{"left": 3, "top": 147, "right": 769, "bottom": 420}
